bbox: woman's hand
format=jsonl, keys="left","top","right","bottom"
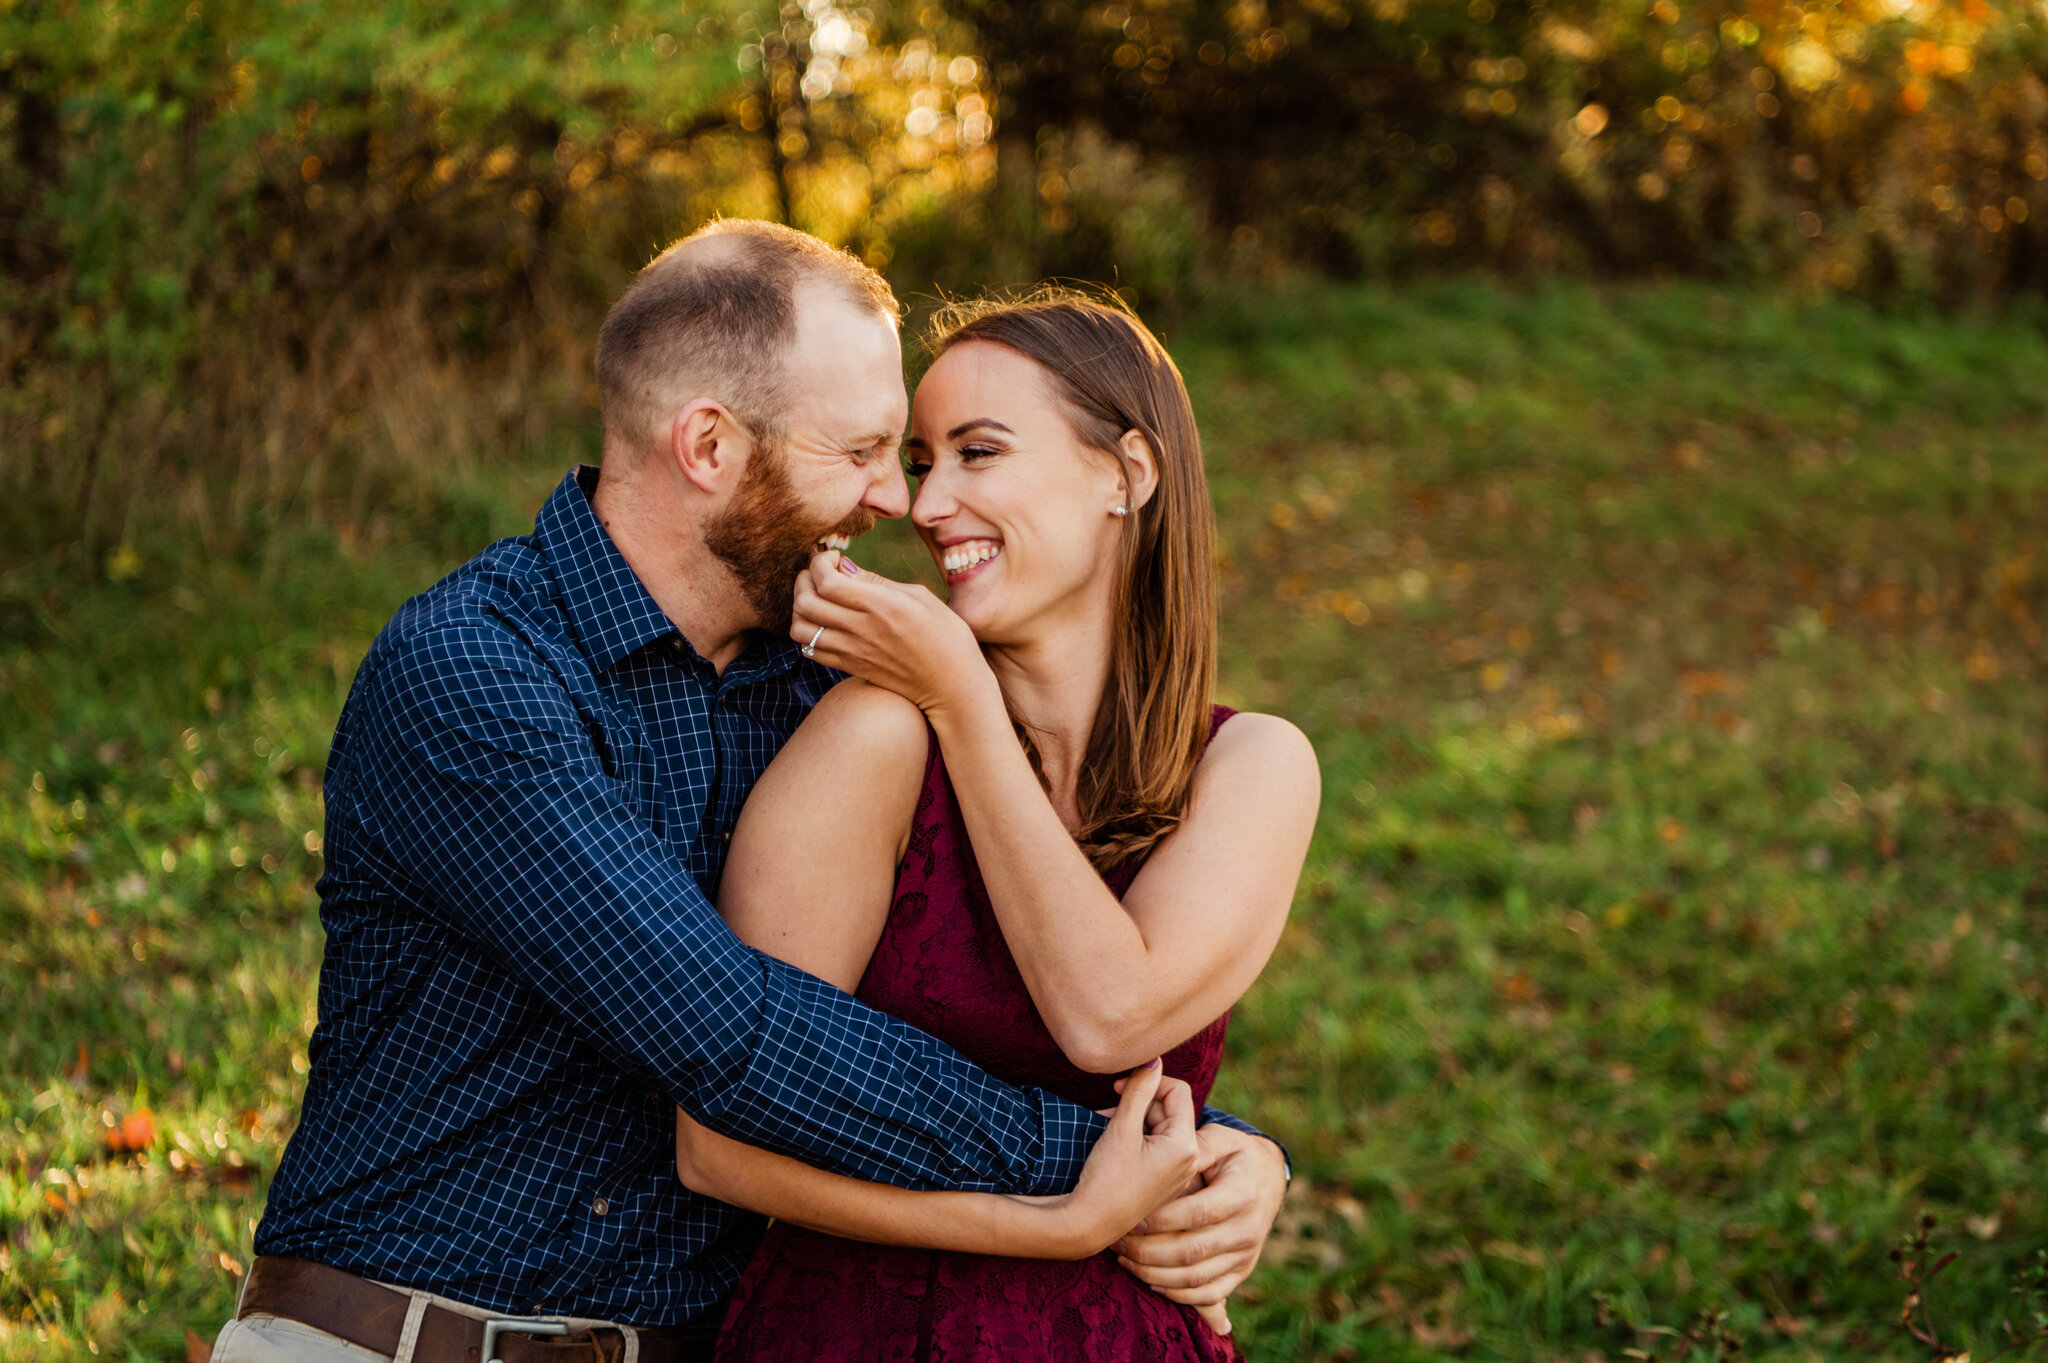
{"left": 1031, "top": 1060, "right": 1206, "bottom": 1259}
{"left": 788, "top": 552, "right": 998, "bottom": 724}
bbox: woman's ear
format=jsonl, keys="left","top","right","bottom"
{"left": 1116, "top": 429, "right": 1161, "bottom": 514}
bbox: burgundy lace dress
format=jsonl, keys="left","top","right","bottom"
{"left": 714, "top": 707, "right": 1242, "bottom": 1362}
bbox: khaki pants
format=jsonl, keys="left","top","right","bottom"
{"left": 211, "top": 1279, "right": 656, "bottom": 1363}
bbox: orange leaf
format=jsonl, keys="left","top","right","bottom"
{"left": 185, "top": 1327, "right": 214, "bottom": 1363}
{"left": 106, "top": 1109, "right": 156, "bottom": 1154}
{"left": 1679, "top": 668, "right": 1726, "bottom": 696}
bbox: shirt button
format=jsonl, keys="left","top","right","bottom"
{"left": 592, "top": 1197, "right": 609, "bottom": 1216}
{"left": 721, "top": 828, "right": 732, "bottom": 844}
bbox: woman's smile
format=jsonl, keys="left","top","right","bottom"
{"left": 909, "top": 341, "right": 1135, "bottom": 643}
{"left": 940, "top": 538, "right": 1004, "bottom": 582}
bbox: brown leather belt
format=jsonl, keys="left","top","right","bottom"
{"left": 237, "top": 1258, "right": 716, "bottom": 1363}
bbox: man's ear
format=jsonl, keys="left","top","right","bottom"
{"left": 671, "top": 399, "right": 743, "bottom": 495}
{"left": 1116, "top": 429, "right": 1162, "bottom": 513}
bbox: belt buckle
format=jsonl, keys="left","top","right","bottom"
{"left": 480, "top": 1317, "right": 571, "bottom": 1363}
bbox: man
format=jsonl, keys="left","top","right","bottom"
{"left": 219, "top": 220, "right": 1288, "bottom": 1363}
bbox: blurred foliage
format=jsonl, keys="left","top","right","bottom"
{"left": 4, "top": 282, "right": 2045, "bottom": 1360}
{"left": 9, "top": 0, "right": 2048, "bottom": 562}
{"left": 0, "top": 0, "right": 756, "bottom": 554}
{"left": 968, "top": 0, "right": 2048, "bottom": 292}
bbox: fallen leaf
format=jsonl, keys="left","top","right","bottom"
{"left": 85, "top": 1293, "right": 124, "bottom": 1335}
{"left": 106, "top": 1109, "right": 156, "bottom": 1154}
{"left": 1679, "top": 668, "right": 1726, "bottom": 696}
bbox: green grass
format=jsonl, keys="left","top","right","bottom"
{"left": 5, "top": 282, "right": 2045, "bottom": 1361}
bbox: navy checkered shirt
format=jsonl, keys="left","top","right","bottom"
{"left": 258, "top": 467, "right": 1267, "bottom": 1327}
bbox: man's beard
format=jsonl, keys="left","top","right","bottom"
{"left": 704, "top": 439, "right": 874, "bottom": 636}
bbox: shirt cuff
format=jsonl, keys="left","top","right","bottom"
{"left": 1031, "top": 1099, "right": 1110, "bottom": 1196}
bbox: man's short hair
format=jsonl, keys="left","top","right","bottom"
{"left": 596, "top": 219, "right": 901, "bottom": 454}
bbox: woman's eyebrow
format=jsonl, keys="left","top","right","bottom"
{"left": 947, "top": 418, "right": 1014, "bottom": 440}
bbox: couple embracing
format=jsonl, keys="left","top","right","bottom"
{"left": 217, "top": 219, "right": 1320, "bottom": 1363}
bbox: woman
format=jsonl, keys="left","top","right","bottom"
{"left": 676, "top": 292, "right": 1320, "bottom": 1359}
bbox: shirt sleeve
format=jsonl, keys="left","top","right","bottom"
{"left": 342, "top": 621, "right": 1105, "bottom": 1195}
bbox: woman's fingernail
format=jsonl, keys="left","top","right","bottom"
{"left": 1148, "top": 1057, "right": 1163, "bottom": 1071}
{"left": 838, "top": 557, "right": 860, "bottom": 576}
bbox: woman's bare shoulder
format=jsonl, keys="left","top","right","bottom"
{"left": 1192, "top": 710, "right": 1320, "bottom": 812}
{"left": 1204, "top": 710, "right": 1317, "bottom": 774}
{"left": 785, "top": 678, "right": 931, "bottom": 781}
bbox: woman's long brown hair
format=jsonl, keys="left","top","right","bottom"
{"left": 924, "top": 288, "right": 1217, "bottom": 870}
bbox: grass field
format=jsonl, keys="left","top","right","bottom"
{"left": 4, "top": 281, "right": 2045, "bottom": 1361}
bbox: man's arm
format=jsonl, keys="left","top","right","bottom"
{"left": 343, "top": 622, "right": 1103, "bottom": 1193}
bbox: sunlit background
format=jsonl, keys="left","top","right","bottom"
{"left": 8, "top": 0, "right": 2048, "bottom": 526}
{"left": 4, "top": 2, "right": 2046, "bottom": 1360}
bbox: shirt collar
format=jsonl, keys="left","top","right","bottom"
{"left": 535, "top": 465, "right": 815, "bottom": 688}
{"left": 535, "top": 466, "right": 680, "bottom": 673}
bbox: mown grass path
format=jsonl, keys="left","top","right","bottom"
{"left": 4, "top": 283, "right": 2044, "bottom": 1361}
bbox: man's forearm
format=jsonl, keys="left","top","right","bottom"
{"left": 359, "top": 625, "right": 1108, "bottom": 1197}
{"left": 688, "top": 956, "right": 1106, "bottom": 1194}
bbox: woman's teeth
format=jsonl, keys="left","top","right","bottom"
{"left": 942, "top": 542, "right": 1002, "bottom": 575}
{"left": 816, "top": 533, "right": 852, "bottom": 552}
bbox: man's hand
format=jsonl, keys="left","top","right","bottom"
{"left": 1113, "top": 1123, "right": 1288, "bottom": 1322}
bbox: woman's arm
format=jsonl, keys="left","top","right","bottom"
{"left": 788, "top": 561, "right": 1322, "bottom": 1073}
{"left": 676, "top": 1061, "right": 1204, "bottom": 1261}
{"left": 936, "top": 702, "right": 1318, "bottom": 1071}
{"left": 716, "top": 677, "right": 928, "bottom": 990}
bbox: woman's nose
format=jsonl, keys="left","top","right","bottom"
{"left": 910, "top": 463, "right": 956, "bottom": 529}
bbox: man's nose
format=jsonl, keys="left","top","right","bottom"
{"left": 863, "top": 456, "right": 911, "bottom": 520}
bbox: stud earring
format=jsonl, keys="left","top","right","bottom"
{"left": 1111, "top": 505, "right": 1129, "bottom": 517}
